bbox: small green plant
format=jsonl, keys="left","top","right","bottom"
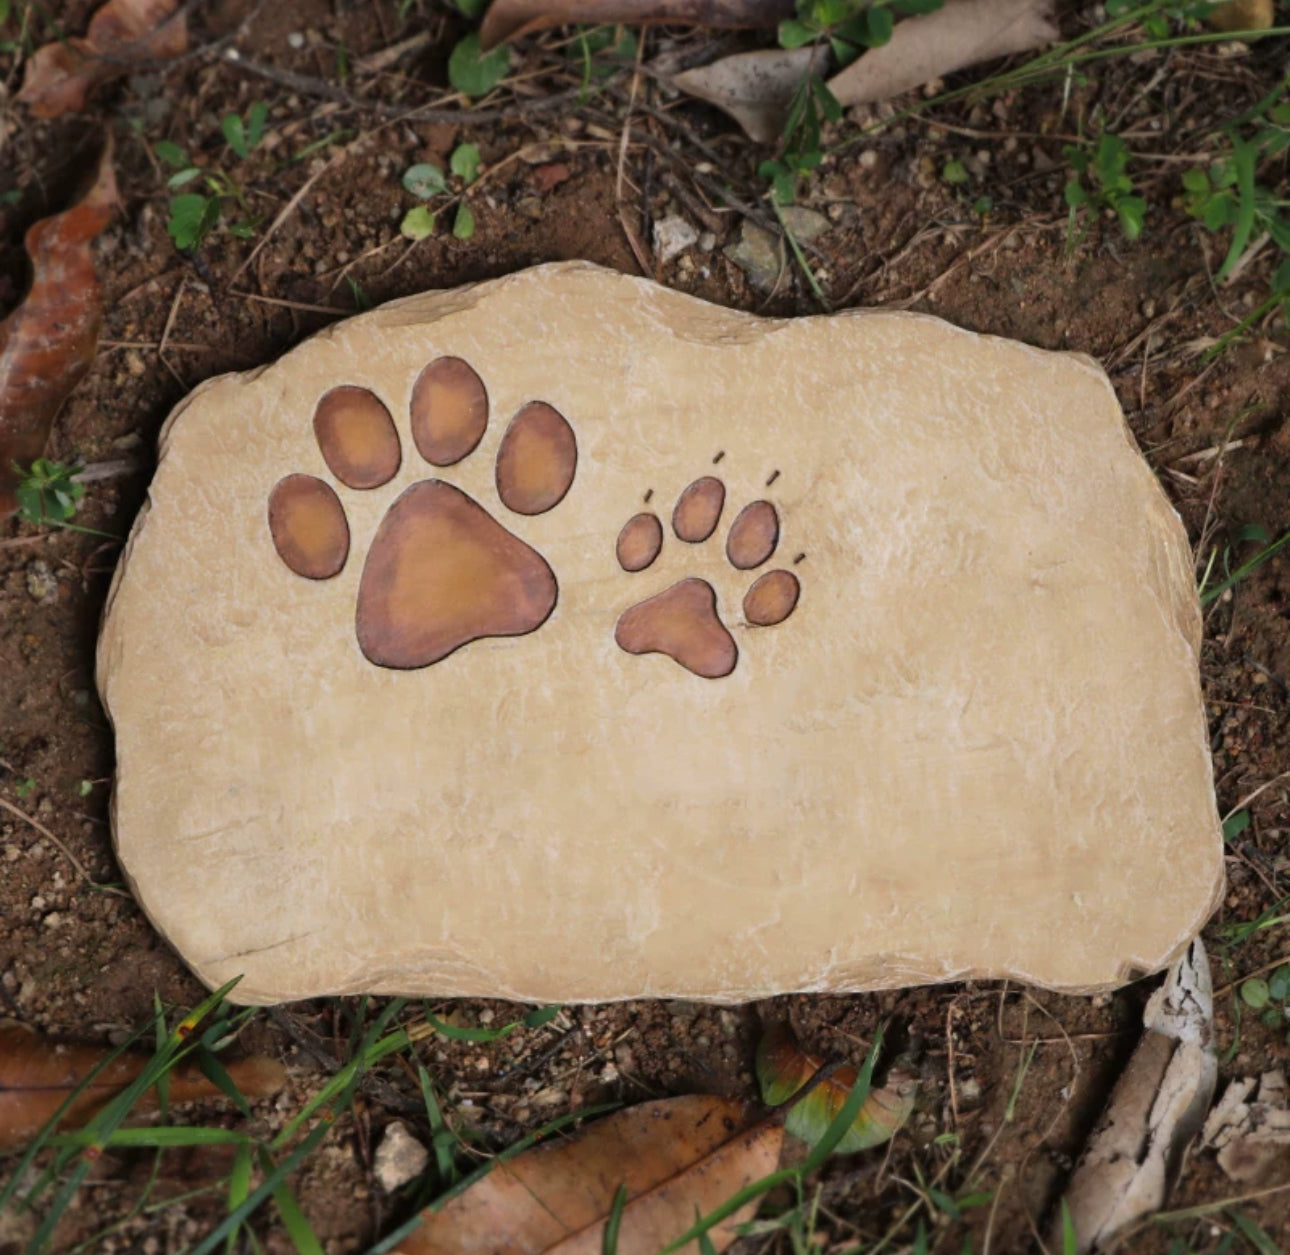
{"left": 13, "top": 457, "right": 84, "bottom": 526}
{"left": 448, "top": 33, "right": 509, "bottom": 99}
{"left": 399, "top": 145, "right": 482, "bottom": 242}
{"left": 1064, "top": 133, "right": 1147, "bottom": 244}
{"left": 157, "top": 103, "right": 270, "bottom": 250}
{"left": 1241, "top": 966, "right": 1290, "bottom": 1036}
{"left": 15, "top": 776, "right": 36, "bottom": 799}
{"left": 1182, "top": 83, "right": 1290, "bottom": 351}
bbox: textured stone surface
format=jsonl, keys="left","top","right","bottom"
{"left": 98, "top": 261, "right": 1223, "bottom": 1006}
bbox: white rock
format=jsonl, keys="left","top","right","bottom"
{"left": 653, "top": 214, "right": 699, "bottom": 266}
{"left": 373, "top": 1121, "right": 428, "bottom": 1193}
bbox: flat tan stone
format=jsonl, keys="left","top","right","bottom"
{"left": 97, "top": 262, "right": 1223, "bottom": 1006}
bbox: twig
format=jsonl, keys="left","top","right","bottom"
{"left": 0, "top": 796, "right": 130, "bottom": 899}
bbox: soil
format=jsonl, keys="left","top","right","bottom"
{"left": 1, "top": 2, "right": 1289, "bottom": 1252}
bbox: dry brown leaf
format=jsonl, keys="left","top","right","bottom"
{"left": 672, "top": 48, "right": 830, "bottom": 144}
{"left": 394, "top": 1094, "right": 783, "bottom": 1253}
{"left": 0, "top": 141, "right": 118, "bottom": 519}
{"left": 827, "top": 0, "right": 1056, "bottom": 107}
{"left": 0, "top": 1021, "right": 288, "bottom": 1151}
{"left": 18, "top": 0, "right": 188, "bottom": 119}
{"left": 1207, "top": 0, "right": 1275, "bottom": 30}
{"left": 1058, "top": 939, "right": 1217, "bottom": 1254}
{"left": 480, "top": 0, "right": 794, "bottom": 51}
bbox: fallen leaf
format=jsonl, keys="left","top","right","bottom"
{"left": 827, "top": 0, "right": 1056, "bottom": 108}
{"left": 0, "top": 1021, "right": 288, "bottom": 1151}
{"left": 0, "top": 141, "right": 118, "bottom": 519}
{"left": 1058, "top": 939, "right": 1217, "bottom": 1254}
{"left": 480, "top": 0, "right": 794, "bottom": 52}
{"left": 1206, "top": 0, "right": 1274, "bottom": 31}
{"left": 530, "top": 162, "right": 574, "bottom": 192}
{"left": 394, "top": 1094, "right": 783, "bottom": 1253}
{"left": 18, "top": 0, "right": 188, "bottom": 119}
{"left": 1202, "top": 1070, "right": 1290, "bottom": 1184}
{"left": 672, "top": 47, "right": 830, "bottom": 144}
{"left": 757, "top": 1023, "right": 915, "bottom": 1153}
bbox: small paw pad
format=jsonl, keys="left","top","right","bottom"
{"left": 614, "top": 473, "right": 802, "bottom": 678}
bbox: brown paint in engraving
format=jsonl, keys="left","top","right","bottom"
{"left": 356, "top": 480, "right": 556, "bottom": 669}
{"left": 672, "top": 476, "right": 725, "bottom": 542}
{"left": 726, "top": 500, "right": 779, "bottom": 570}
{"left": 312, "top": 386, "right": 401, "bottom": 489}
{"left": 495, "top": 401, "right": 578, "bottom": 515}
{"left": 410, "top": 356, "right": 489, "bottom": 466}
{"left": 268, "top": 475, "right": 349, "bottom": 580}
{"left": 744, "top": 569, "right": 799, "bottom": 626}
{"left": 615, "top": 578, "right": 737, "bottom": 679}
{"left": 617, "top": 512, "right": 663, "bottom": 572}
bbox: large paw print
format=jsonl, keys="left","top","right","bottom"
{"left": 267, "top": 359, "right": 576, "bottom": 669}
{"left": 613, "top": 470, "right": 801, "bottom": 678}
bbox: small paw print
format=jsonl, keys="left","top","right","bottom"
{"left": 613, "top": 471, "right": 801, "bottom": 678}
{"left": 267, "top": 358, "right": 577, "bottom": 669}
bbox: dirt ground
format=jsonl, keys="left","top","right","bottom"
{"left": 1, "top": 1, "right": 1289, "bottom": 1252}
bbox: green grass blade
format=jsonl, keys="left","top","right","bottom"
{"left": 1061, "top": 1199, "right": 1078, "bottom": 1255}
{"left": 1218, "top": 141, "right": 1258, "bottom": 281}
{"left": 226, "top": 1141, "right": 253, "bottom": 1255}
{"left": 1202, "top": 531, "right": 1290, "bottom": 606}
{"left": 189, "top": 1122, "right": 331, "bottom": 1255}
{"left": 602, "top": 1183, "right": 628, "bottom": 1255}
{"left": 258, "top": 1146, "right": 326, "bottom": 1255}
{"left": 417, "top": 1063, "right": 458, "bottom": 1185}
{"left": 1228, "top": 1208, "right": 1280, "bottom": 1255}
{"left": 48, "top": 1127, "right": 251, "bottom": 1149}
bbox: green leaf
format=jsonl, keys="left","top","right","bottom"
{"left": 403, "top": 162, "right": 448, "bottom": 199}
{"left": 913, "top": 1220, "right": 930, "bottom": 1255}
{"left": 155, "top": 140, "right": 189, "bottom": 168}
{"left": 523, "top": 1005, "right": 562, "bottom": 1029}
{"left": 400, "top": 206, "right": 437, "bottom": 241}
{"left": 778, "top": 17, "right": 818, "bottom": 46}
{"left": 168, "top": 194, "right": 220, "bottom": 250}
{"left": 1223, "top": 809, "right": 1251, "bottom": 841}
{"left": 167, "top": 167, "right": 202, "bottom": 189}
{"left": 943, "top": 159, "right": 969, "bottom": 185}
{"left": 450, "top": 143, "right": 481, "bottom": 185}
{"left": 452, "top": 0, "right": 489, "bottom": 15}
{"left": 1060, "top": 1199, "right": 1078, "bottom": 1255}
{"left": 246, "top": 101, "right": 269, "bottom": 151}
{"left": 863, "top": 5, "right": 894, "bottom": 44}
{"left": 1064, "top": 180, "right": 1088, "bottom": 209}
{"left": 1269, "top": 966, "right": 1290, "bottom": 1002}
{"left": 812, "top": 77, "right": 843, "bottom": 123}
{"left": 1117, "top": 196, "right": 1146, "bottom": 240}
{"left": 1181, "top": 167, "right": 1210, "bottom": 195}
{"left": 1241, "top": 978, "right": 1271, "bottom": 1009}
{"left": 448, "top": 34, "right": 510, "bottom": 99}
{"left": 222, "top": 112, "right": 249, "bottom": 160}
{"left": 893, "top": 0, "right": 945, "bottom": 12}
{"left": 1217, "top": 141, "right": 1258, "bottom": 281}
{"left": 453, "top": 203, "right": 476, "bottom": 240}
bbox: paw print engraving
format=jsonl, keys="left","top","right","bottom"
{"left": 267, "top": 358, "right": 576, "bottom": 669}
{"left": 613, "top": 471, "right": 801, "bottom": 678}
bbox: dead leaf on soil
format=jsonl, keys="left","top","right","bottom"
{"left": 394, "top": 1093, "right": 783, "bottom": 1253}
{"left": 0, "top": 1021, "right": 287, "bottom": 1151}
{"left": 827, "top": 0, "right": 1057, "bottom": 107}
{"left": 757, "top": 1022, "right": 915, "bottom": 1152}
{"left": 1058, "top": 939, "right": 1218, "bottom": 1254}
{"left": 672, "top": 47, "right": 830, "bottom": 144}
{"left": 480, "top": 0, "right": 794, "bottom": 51}
{"left": 1202, "top": 1069, "right": 1290, "bottom": 1184}
{"left": 17, "top": 0, "right": 188, "bottom": 119}
{"left": 0, "top": 141, "right": 118, "bottom": 519}
{"left": 1206, "top": 0, "right": 1275, "bottom": 31}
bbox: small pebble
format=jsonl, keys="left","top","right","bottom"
{"left": 373, "top": 1121, "right": 428, "bottom": 1193}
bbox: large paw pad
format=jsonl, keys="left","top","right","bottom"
{"left": 268, "top": 365, "right": 576, "bottom": 670}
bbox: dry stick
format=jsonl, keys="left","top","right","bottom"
{"left": 1221, "top": 769, "right": 1290, "bottom": 823}
{"left": 0, "top": 797, "right": 130, "bottom": 899}
{"left": 231, "top": 146, "right": 351, "bottom": 285}
{"left": 227, "top": 53, "right": 596, "bottom": 127}
{"left": 614, "top": 37, "right": 652, "bottom": 277}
